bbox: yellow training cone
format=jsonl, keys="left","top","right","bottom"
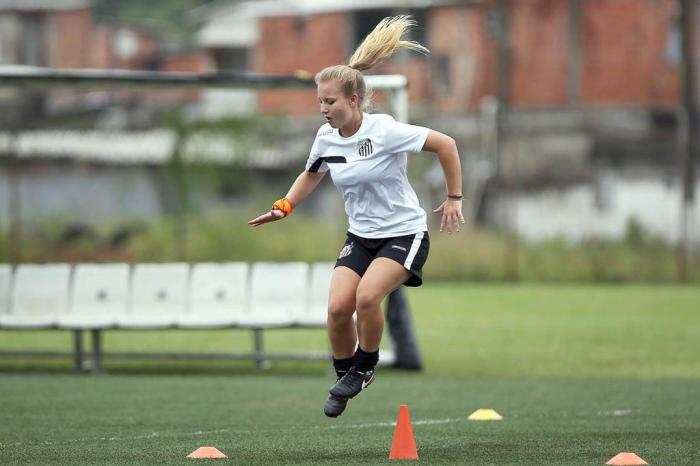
{"left": 468, "top": 409, "right": 503, "bottom": 421}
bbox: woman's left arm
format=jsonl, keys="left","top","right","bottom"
{"left": 422, "top": 130, "right": 465, "bottom": 233}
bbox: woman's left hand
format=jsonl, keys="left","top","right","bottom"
{"left": 433, "top": 199, "right": 465, "bottom": 233}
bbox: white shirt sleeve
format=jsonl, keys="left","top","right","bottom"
{"left": 383, "top": 119, "right": 430, "bottom": 155}
{"left": 305, "top": 136, "right": 329, "bottom": 173}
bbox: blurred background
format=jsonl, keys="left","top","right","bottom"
{"left": 0, "top": 0, "right": 699, "bottom": 283}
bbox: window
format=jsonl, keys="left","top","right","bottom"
{"left": 21, "top": 13, "right": 45, "bottom": 66}
{"left": 435, "top": 54, "right": 450, "bottom": 95}
{"left": 353, "top": 9, "right": 394, "bottom": 49}
{"left": 406, "top": 9, "right": 428, "bottom": 46}
{"left": 352, "top": 9, "right": 429, "bottom": 54}
{"left": 211, "top": 47, "right": 249, "bottom": 72}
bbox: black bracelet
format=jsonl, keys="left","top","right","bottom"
{"left": 447, "top": 194, "right": 463, "bottom": 200}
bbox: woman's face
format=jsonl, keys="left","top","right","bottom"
{"left": 317, "top": 79, "right": 358, "bottom": 129}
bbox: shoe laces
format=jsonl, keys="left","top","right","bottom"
{"left": 345, "top": 367, "right": 372, "bottom": 382}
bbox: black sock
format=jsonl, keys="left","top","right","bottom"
{"left": 333, "top": 356, "right": 354, "bottom": 379}
{"left": 353, "top": 347, "right": 379, "bottom": 373}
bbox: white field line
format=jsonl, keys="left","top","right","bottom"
{"left": 0, "top": 428, "right": 238, "bottom": 448}
{"left": 0, "top": 418, "right": 462, "bottom": 448}
{"left": 323, "top": 417, "right": 462, "bottom": 430}
{"left": 597, "top": 409, "right": 632, "bottom": 416}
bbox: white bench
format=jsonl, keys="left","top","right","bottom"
{"left": 0, "top": 261, "right": 339, "bottom": 371}
{"left": 0, "top": 264, "right": 13, "bottom": 317}
{"left": 58, "top": 263, "right": 130, "bottom": 330}
{"left": 178, "top": 262, "right": 248, "bottom": 329}
{"left": 0, "top": 264, "right": 71, "bottom": 329}
{"left": 118, "top": 263, "right": 190, "bottom": 329}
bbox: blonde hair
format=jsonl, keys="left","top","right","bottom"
{"left": 315, "top": 15, "right": 429, "bottom": 111}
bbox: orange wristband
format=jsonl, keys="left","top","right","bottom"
{"left": 272, "top": 197, "right": 294, "bottom": 217}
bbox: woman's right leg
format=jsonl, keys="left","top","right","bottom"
{"left": 326, "top": 265, "right": 361, "bottom": 358}
{"left": 324, "top": 265, "right": 362, "bottom": 417}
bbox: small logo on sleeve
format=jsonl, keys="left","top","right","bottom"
{"left": 357, "top": 138, "right": 374, "bottom": 157}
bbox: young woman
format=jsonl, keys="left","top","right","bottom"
{"left": 248, "top": 16, "right": 463, "bottom": 418}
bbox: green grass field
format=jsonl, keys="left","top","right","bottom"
{"left": 1, "top": 284, "right": 699, "bottom": 465}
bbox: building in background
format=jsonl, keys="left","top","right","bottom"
{"left": 192, "top": 0, "right": 680, "bottom": 115}
{"left": 0, "top": 0, "right": 698, "bottom": 245}
{"left": 0, "top": 0, "right": 210, "bottom": 125}
{"left": 190, "top": 0, "right": 692, "bottom": 243}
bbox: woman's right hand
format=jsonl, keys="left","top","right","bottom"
{"left": 247, "top": 209, "right": 284, "bottom": 227}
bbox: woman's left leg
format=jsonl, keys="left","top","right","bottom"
{"left": 328, "top": 257, "right": 410, "bottom": 401}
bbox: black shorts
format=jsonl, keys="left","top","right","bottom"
{"left": 335, "top": 231, "right": 430, "bottom": 287}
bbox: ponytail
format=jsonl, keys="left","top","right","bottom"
{"left": 348, "top": 15, "right": 429, "bottom": 72}
{"left": 315, "top": 15, "right": 429, "bottom": 110}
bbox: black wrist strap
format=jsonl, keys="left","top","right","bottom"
{"left": 447, "top": 194, "right": 463, "bottom": 200}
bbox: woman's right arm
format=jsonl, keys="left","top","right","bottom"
{"left": 247, "top": 170, "right": 326, "bottom": 227}
{"left": 284, "top": 170, "right": 327, "bottom": 206}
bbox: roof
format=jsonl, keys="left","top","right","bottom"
{"left": 0, "top": 0, "right": 90, "bottom": 11}
{"left": 260, "top": 0, "right": 472, "bottom": 16}
{"left": 194, "top": 0, "right": 477, "bottom": 47}
{"left": 196, "top": 1, "right": 283, "bottom": 48}
{"left": 0, "top": 130, "right": 306, "bottom": 169}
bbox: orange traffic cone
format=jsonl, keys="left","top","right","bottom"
{"left": 389, "top": 404, "right": 418, "bottom": 460}
{"left": 186, "top": 446, "right": 227, "bottom": 459}
{"left": 606, "top": 452, "right": 648, "bottom": 465}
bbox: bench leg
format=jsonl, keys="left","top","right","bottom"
{"left": 73, "top": 330, "right": 84, "bottom": 371}
{"left": 253, "top": 329, "right": 270, "bottom": 370}
{"left": 91, "top": 330, "right": 103, "bottom": 373}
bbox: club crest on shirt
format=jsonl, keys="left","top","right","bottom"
{"left": 357, "top": 138, "right": 374, "bottom": 157}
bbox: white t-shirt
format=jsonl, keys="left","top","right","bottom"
{"left": 305, "top": 113, "right": 430, "bottom": 238}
